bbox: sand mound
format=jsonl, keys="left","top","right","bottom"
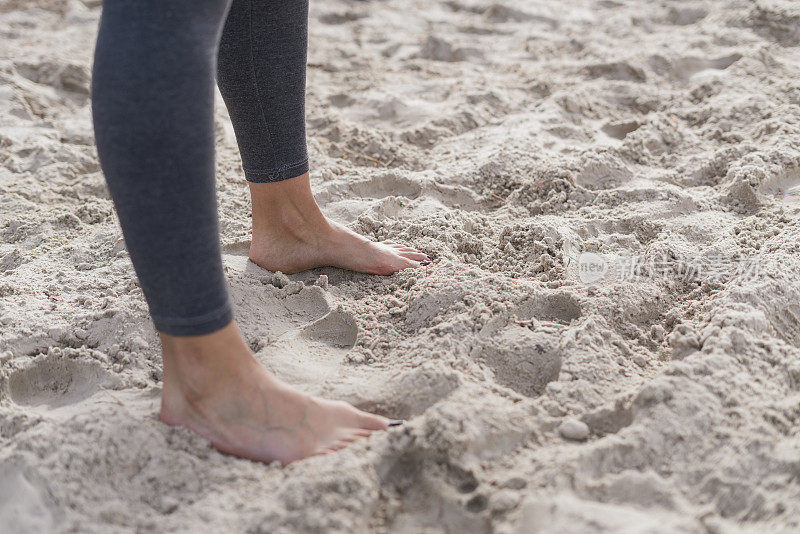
{"left": 2, "top": 0, "right": 800, "bottom": 531}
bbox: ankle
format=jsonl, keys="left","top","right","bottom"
{"left": 249, "top": 173, "right": 329, "bottom": 237}
{"left": 160, "top": 323, "right": 254, "bottom": 395}
{"left": 259, "top": 203, "right": 327, "bottom": 236}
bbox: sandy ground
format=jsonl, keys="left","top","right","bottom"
{"left": 2, "top": 0, "right": 800, "bottom": 532}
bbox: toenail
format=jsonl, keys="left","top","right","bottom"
{"left": 388, "top": 419, "right": 405, "bottom": 427}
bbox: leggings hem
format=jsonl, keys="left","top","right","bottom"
{"left": 151, "top": 301, "right": 234, "bottom": 337}
{"left": 243, "top": 157, "right": 309, "bottom": 183}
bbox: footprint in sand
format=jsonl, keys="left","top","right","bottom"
{"left": 472, "top": 325, "right": 563, "bottom": 398}
{"left": 6, "top": 354, "right": 115, "bottom": 409}
{"left": 221, "top": 255, "right": 367, "bottom": 388}
{"left": 346, "top": 365, "right": 462, "bottom": 421}
{"left": 342, "top": 172, "right": 486, "bottom": 212}
{"left": 300, "top": 308, "right": 359, "bottom": 349}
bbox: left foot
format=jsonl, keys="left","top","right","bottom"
{"left": 158, "top": 323, "right": 394, "bottom": 465}
{"left": 248, "top": 173, "right": 430, "bottom": 275}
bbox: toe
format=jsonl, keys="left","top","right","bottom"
{"left": 339, "top": 427, "right": 375, "bottom": 439}
{"left": 371, "top": 254, "right": 422, "bottom": 275}
{"left": 387, "top": 243, "right": 422, "bottom": 253}
{"left": 399, "top": 250, "right": 430, "bottom": 261}
{"left": 356, "top": 411, "right": 391, "bottom": 431}
{"left": 337, "top": 430, "right": 369, "bottom": 444}
{"left": 329, "top": 441, "right": 350, "bottom": 451}
{"left": 388, "top": 244, "right": 423, "bottom": 254}
{"left": 387, "top": 254, "right": 421, "bottom": 270}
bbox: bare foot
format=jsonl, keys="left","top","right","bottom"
{"left": 158, "top": 323, "right": 393, "bottom": 464}
{"left": 248, "top": 173, "right": 430, "bottom": 275}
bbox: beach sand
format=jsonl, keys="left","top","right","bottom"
{"left": 2, "top": 0, "right": 800, "bottom": 531}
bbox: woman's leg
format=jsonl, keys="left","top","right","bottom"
{"left": 91, "top": 0, "right": 393, "bottom": 464}
{"left": 216, "top": 0, "right": 431, "bottom": 275}
{"left": 93, "top": 0, "right": 234, "bottom": 336}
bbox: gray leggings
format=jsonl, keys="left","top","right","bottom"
{"left": 91, "top": 0, "right": 309, "bottom": 336}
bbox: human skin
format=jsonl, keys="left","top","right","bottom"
{"left": 158, "top": 172, "right": 425, "bottom": 463}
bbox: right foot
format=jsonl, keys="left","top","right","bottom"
{"left": 158, "top": 323, "right": 392, "bottom": 464}
{"left": 248, "top": 172, "right": 431, "bottom": 275}
{"left": 250, "top": 217, "right": 430, "bottom": 275}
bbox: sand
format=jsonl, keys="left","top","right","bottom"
{"left": 2, "top": 0, "right": 800, "bottom": 532}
